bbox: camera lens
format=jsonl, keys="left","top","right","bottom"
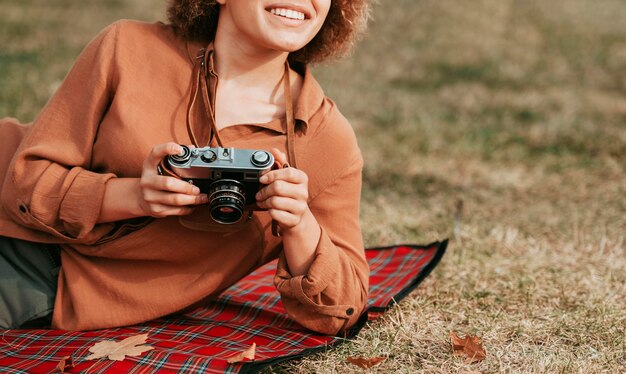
{"left": 168, "top": 145, "right": 191, "bottom": 166}
{"left": 208, "top": 179, "right": 246, "bottom": 224}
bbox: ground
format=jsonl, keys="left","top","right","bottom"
{"left": 1, "top": 0, "right": 624, "bottom": 372}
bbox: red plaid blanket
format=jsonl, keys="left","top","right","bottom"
{"left": 0, "top": 241, "right": 447, "bottom": 373}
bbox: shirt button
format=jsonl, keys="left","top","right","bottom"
{"left": 346, "top": 308, "right": 354, "bottom": 316}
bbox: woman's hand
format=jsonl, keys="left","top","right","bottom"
{"left": 98, "top": 142, "right": 207, "bottom": 223}
{"left": 255, "top": 149, "right": 311, "bottom": 230}
{"left": 256, "top": 148, "right": 321, "bottom": 275}
{"left": 136, "top": 142, "right": 208, "bottom": 218}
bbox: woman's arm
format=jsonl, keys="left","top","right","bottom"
{"left": 98, "top": 143, "right": 207, "bottom": 223}
{"left": 256, "top": 149, "right": 321, "bottom": 275}
{"left": 1, "top": 23, "right": 122, "bottom": 244}
{"left": 262, "top": 111, "right": 369, "bottom": 336}
{"left": 272, "top": 157, "right": 368, "bottom": 336}
{"left": 2, "top": 22, "right": 207, "bottom": 238}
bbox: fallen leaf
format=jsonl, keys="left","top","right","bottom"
{"left": 54, "top": 355, "right": 75, "bottom": 373}
{"left": 346, "top": 356, "right": 386, "bottom": 368}
{"left": 226, "top": 342, "right": 256, "bottom": 363}
{"left": 450, "top": 331, "right": 486, "bottom": 363}
{"left": 85, "top": 333, "right": 154, "bottom": 361}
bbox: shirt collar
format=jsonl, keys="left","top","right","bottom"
{"left": 185, "top": 42, "right": 324, "bottom": 135}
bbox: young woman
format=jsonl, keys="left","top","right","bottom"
{"left": 0, "top": 0, "right": 370, "bottom": 335}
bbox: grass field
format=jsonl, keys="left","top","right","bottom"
{"left": 1, "top": 0, "right": 625, "bottom": 372}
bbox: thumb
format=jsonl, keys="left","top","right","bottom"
{"left": 146, "top": 142, "right": 184, "bottom": 168}
{"left": 270, "top": 148, "right": 289, "bottom": 168}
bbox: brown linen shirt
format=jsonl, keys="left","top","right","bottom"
{"left": 0, "top": 20, "right": 369, "bottom": 334}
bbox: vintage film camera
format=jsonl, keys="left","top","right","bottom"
{"left": 161, "top": 145, "right": 275, "bottom": 224}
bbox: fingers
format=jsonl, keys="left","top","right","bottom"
{"left": 142, "top": 203, "right": 196, "bottom": 218}
{"left": 141, "top": 173, "right": 201, "bottom": 196}
{"left": 138, "top": 142, "right": 206, "bottom": 218}
{"left": 256, "top": 178, "right": 308, "bottom": 202}
{"left": 259, "top": 166, "right": 308, "bottom": 186}
{"left": 143, "top": 189, "right": 208, "bottom": 207}
{"left": 266, "top": 209, "right": 302, "bottom": 228}
{"left": 139, "top": 175, "right": 206, "bottom": 212}
{"left": 138, "top": 178, "right": 206, "bottom": 217}
{"left": 269, "top": 147, "right": 289, "bottom": 168}
{"left": 256, "top": 196, "right": 307, "bottom": 214}
{"left": 256, "top": 156, "right": 310, "bottom": 229}
{"left": 144, "top": 142, "right": 184, "bottom": 171}
{"left": 141, "top": 142, "right": 203, "bottom": 198}
{"left": 257, "top": 156, "right": 308, "bottom": 202}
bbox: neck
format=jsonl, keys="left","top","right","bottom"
{"left": 213, "top": 24, "right": 288, "bottom": 87}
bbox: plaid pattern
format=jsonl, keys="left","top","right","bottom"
{"left": 0, "top": 241, "right": 447, "bottom": 373}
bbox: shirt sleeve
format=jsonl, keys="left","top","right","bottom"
{"left": 0, "top": 23, "right": 121, "bottom": 244}
{"left": 274, "top": 152, "right": 369, "bottom": 336}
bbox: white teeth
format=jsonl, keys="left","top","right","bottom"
{"left": 270, "top": 8, "right": 305, "bottom": 20}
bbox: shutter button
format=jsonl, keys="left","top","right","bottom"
{"left": 346, "top": 308, "right": 354, "bottom": 316}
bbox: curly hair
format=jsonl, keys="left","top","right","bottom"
{"left": 166, "top": 0, "right": 370, "bottom": 64}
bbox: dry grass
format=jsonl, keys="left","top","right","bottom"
{"left": 1, "top": 0, "right": 625, "bottom": 372}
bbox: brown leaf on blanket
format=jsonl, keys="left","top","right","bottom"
{"left": 54, "top": 355, "right": 75, "bottom": 373}
{"left": 226, "top": 342, "right": 256, "bottom": 363}
{"left": 450, "top": 331, "right": 486, "bottom": 363}
{"left": 346, "top": 356, "right": 386, "bottom": 368}
{"left": 85, "top": 333, "right": 154, "bottom": 361}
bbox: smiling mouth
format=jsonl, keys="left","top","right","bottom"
{"left": 268, "top": 8, "right": 306, "bottom": 21}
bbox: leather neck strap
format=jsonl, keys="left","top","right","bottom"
{"left": 283, "top": 60, "right": 297, "bottom": 168}
{"left": 186, "top": 48, "right": 297, "bottom": 167}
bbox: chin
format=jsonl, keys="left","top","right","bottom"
{"left": 268, "top": 34, "right": 311, "bottom": 53}
{"left": 275, "top": 42, "right": 308, "bottom": 54}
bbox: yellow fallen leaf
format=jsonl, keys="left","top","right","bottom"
{"left": 226, "top": 343, "right": 256, "bottom": 363}
{"left": 85, "top": 333, "right": 154, "bottom": 361}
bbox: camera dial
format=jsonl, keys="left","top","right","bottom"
{"left": 251, "top": 151, "right": 272, "bottom": 167}
{"left": 201, "top": 150, "right": 217, "bottom": 163}
{"left": 169, "top": 145, "right": 191, "bottom": 165}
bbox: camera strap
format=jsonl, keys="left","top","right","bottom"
{"left": 283, "top": 61, "right": 298, "bottom": 169}
{"left": 187, "top": 48, "right": 298, "bottom": 168}
{"left": 186, "top": 48, "right": 224, "bottom": 148}
{"left": 183, "top": 48, "right": 299, "bottom": 237}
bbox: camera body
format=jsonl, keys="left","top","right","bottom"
{"left": 164, "top": 145, "right": 275, "bottom": 224}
